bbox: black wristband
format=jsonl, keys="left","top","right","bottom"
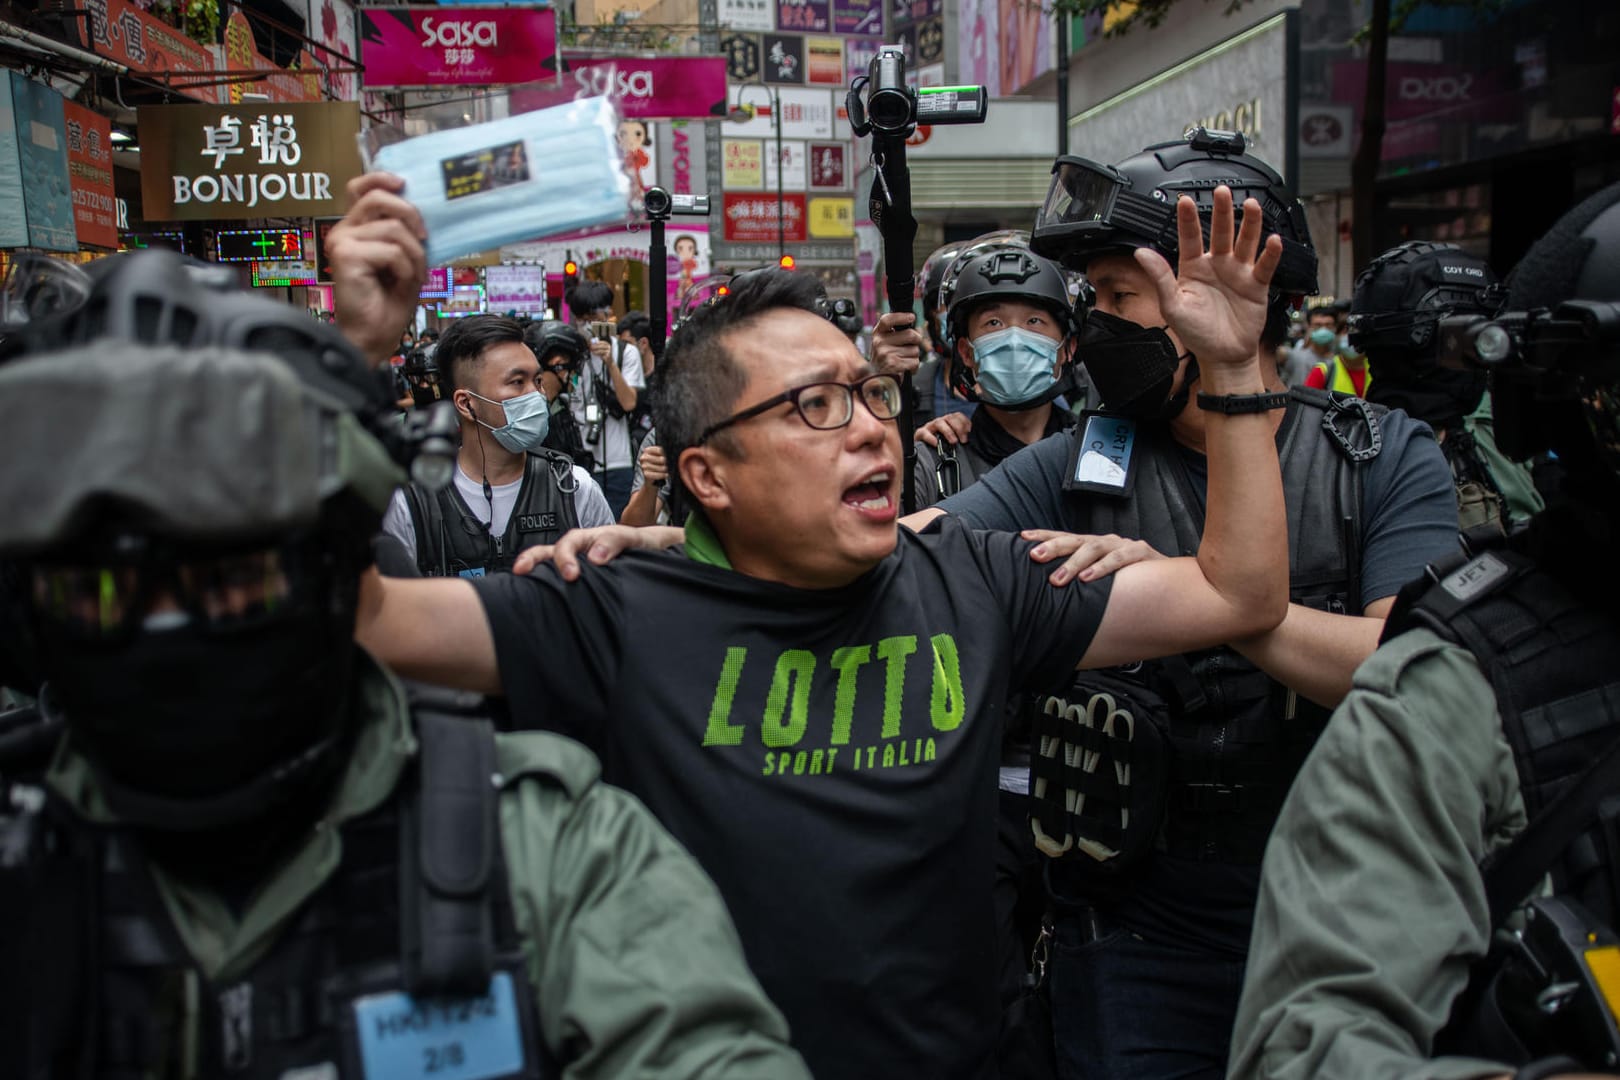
{"left": 1512, "top": 1057, "right": 1585, "bottom": 1080}
{"left": 1195, "top": 391, "right": 1291, "bottom": 414}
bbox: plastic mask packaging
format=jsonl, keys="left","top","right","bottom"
{"left": 368, "top": 96, "right": 630, "bottom": 266}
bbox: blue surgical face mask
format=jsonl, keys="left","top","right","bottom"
{"left": 1309, "top": 327, "right": 1336, "bottom": 348}
{"left": 1338, "top": 334, "right": 1362, "bottom": 360}
{"left": 369, "top": 96, "right": 629, "bottom": 265}
{"left": 466, "top": 389, "right": 549, "bottom": 453}
{"left": 969, "top": 326, "right": 1061, "bottom": 406}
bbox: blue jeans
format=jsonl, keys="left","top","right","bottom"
{"left": 598, "top": 467, "right": 634, "bottom": 520}
{"left": 1048, "top": 908, "right": 1246, "bottom": 1080}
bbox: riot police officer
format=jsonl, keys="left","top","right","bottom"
{"left": 0, "top": 247, "right": 807, "bottom": 1078}
{"left": 1229, "top": 181, "right": 1620, "bottom": 1080}
{"left": 379, "top": 314, "right": 614, "bottom": 578}
{"left": 1349, "top": 240, "right": 1543, "bottom": 531}
{"left": 527, "top": 319, "right": 595, "bottom": 471}
{"left": 910, "top": 128, "right": 1461, "bottom": 1078}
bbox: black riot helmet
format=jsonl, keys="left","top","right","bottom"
{"left": 526, "top": 320, "right": 590, "bottom": 372}
{"left": 0, "top": 248, "right": 411, "bottom": 834}
{"left": 1032, "top": 127, "right": 1319, "bottom": 300}
{"left": 1486, "top": 182, "right": 1620, "bottom": 478}
{"left": 946, "top": 248, "right": 1075, "bottom": 344}
{"left": 917, "top": 242, "right": 962, "bottom": 354}
{"left": 1349, "top": 241, "right": 1503, "bottom": 355}
{"left": 1349, "top": 241, "right": 1502, "bottom": 431}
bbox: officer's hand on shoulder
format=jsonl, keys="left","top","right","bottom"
{"left": 870, "top": 312, "right": 924, "bottom": 377}
{"left": 916, "top": 412, "right": 971, "bottom": 449}
{"left": 1023, "top": 530, "right": 1166, "bottom": 586}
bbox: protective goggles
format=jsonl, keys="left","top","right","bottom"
{"left": 27, "top": 533, "right": 324, "bottom": 642}
{"left": 1035, "top": 157, "right": 1174, "bottom": 262}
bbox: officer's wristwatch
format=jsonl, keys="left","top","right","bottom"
{"left": 1195, "top": 391, "right": 1291, "bottom": 414}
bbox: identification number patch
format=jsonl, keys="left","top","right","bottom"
{"left": 352, "top": 972, "right": 525, "bottom": 1080}
{"left": 1066, "top": 412, "right": 1138, "bottom": 496}
{"left": 457, "top": 566, "right": 487, "bottom": 579}
{"left": 441, "top": 140, "right": 531, "bottom": 201}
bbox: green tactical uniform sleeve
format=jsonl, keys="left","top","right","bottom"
{"left": 1464, "top": 395, "right": 1544, "bottom": 528}
{"left": 1227, "top": 629, "right": 1528, "bottom": 1080}
{"left": 494, "top": 731, "right": 810, "bottom": 1080}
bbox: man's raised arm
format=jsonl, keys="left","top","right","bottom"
{"left": 1079, "top": 188, "right": 1289, "bottom": 670}
{"left": 354, "top": 571, "right": 502, "bottom": 694}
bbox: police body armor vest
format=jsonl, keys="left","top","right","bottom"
{"left": 1386, "top": 541, "right": 1620, "bottom": 1068}
{"left": 1, "top": 712, "right": 548, "bottom": 1079}
{"left": 1034, "top": 388, "right": 1378, "bottom": 871}
{"left": 405, "top": 449, "right": 579, "bottom": 577}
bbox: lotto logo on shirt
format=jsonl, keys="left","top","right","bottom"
{"left": 699, "top": 633, "right": 966, "bottom": 777}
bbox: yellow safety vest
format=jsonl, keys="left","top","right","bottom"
{"left": 1312, "top": 357, "right": 1372, "bottom": 397}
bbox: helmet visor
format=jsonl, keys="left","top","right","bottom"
{"left": 1038, "top": 157, "right": 1127, "bottom": 232}
{"left": 2, "top": 254, "right": 92, "bottom": 330}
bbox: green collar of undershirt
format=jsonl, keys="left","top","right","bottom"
{"left": 683, "top": 512, "right": 733, "bottom": 569}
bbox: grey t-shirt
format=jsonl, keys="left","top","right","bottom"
{"left": 938, "top": 406, "right": 1459, "bottom": 609}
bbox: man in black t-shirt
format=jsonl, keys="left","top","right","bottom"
{"left": 345, "top": 179, "right": 1292, "bottom": 1078}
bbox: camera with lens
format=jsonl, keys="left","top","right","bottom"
{"left": 1438, "top": 300, "right": 1620, "bottom": 371}
{"left": 846, "top": 46, "right": 987, "bottom": 138}
{"left": 643, "top": 186, "right": 711, "bottom": 222}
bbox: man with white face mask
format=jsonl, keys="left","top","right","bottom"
{"left": 380, "top": 315, "right": 614, "bottom": 577}
{"left": 899, "top": 248, "right": 1080, "bottom": 508}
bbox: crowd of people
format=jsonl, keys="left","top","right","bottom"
{"left": 2, "top": 128, "right": 1619, "bottom": 1080}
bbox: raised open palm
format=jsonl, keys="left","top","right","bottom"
{"left": 1134, "top": 186, "right": 1283, "bottom": 370}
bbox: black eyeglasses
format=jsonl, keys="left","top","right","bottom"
{"left": 698, "top": 373, "right": 904, "bottom": 444}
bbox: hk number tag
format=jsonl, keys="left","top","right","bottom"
{"left": 352, "top": 971, "right": 528, "bottom": 1080}
{"left": 1064, "top": 412, "right": 1139, "bottom": 496}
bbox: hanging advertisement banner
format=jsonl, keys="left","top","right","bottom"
{"left": 549, "top": 55, "right": 728, "bottom": 120}
{"left": 485, "top": 264, "right": 549, "bottom": 314}
{"left": 0, "top": 75, "right": 77, "bottom": 251}
{"left": 808, "top": 141, "right": 847, "bottom": 188}
{"left": 777, "top": 0, "right": 830, "bottom": 32}
{"left": 727, "top": 86, "right": 836, "bottom": 140}
{"left": 763, "top": 139, "right": 809, "bottom": 191}
{"left": 723, "top": 139, "right": 765, "bottom": 188}
{"left": 808, "top": 196, "right": 855, "bottom": 238}
{"left": 63, "top": 101, "right": 118, "bottom": 249}
{"left": 719, "top": 0, "right": 775, "bottom": 32}
{"left": 79, "top": 0, "right": 220, "bottom": 103}
{"left": 723, "top": 192, "right": 807, "bottom": 243}
{"left": 306, "top": 0, "right": 361, "bottom": 102}
{"left": 763, "top": 35, "right": 806, "bottom": 84}
{"left": 359, "top": 7, "right": 557, "bottom": 88}
{"left": 137, "top": 101, "right": 364, "bottom": 221}
{"left": 722, "top": 33, "right": 763, "bottom": 81}
{"left": 806, "top": 37, "right": 844, "bottom": 85}
{"left": 222, "top": 11, "right": 322, "bottom": 103}
{"left": 833, "top": 0, "right": 883, "bottom": 35}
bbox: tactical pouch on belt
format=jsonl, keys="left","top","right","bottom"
{"left": 402, "top": 711, "right": 499, "bottom": 996}
{"left": 1028, "top": 669, "right": 1172, "bottom": 876}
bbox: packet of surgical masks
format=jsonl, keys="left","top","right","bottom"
{"left": 364, "top": 96, "right": 629, "bottom": 266}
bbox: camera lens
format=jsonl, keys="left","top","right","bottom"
{"left": 1474, "top": 323, "right": 1514, "bottom": 365}
{"left": 644, "top": 187, "right": 672, "bottom": 217}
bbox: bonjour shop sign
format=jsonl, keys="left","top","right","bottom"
{"left": 136, "top": 101, "right": 363, "bottom": 220}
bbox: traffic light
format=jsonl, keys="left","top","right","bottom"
{"left": 778, "top": 254, "right": 796, "bottom": 270}
{"left": 563, "top": 258, "right": 579, "bottom": 292}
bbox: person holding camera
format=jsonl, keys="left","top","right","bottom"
{"left": 1229, "top": 181, "right": 1620, "bottom": 1080}
{"left": 379, "top": 314, "right": 614, "bottom": 578}
{"left": 566, "top": 280, "right": 645, "bottom": 518}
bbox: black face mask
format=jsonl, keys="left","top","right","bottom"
{"left": 40, "top": 604, "right": 353, "bottom": 830}
{"left": 1366, "top": 363, "right": 1487, "bottom": 433}
{"left": 1078, "top": 310, "right": 1193, "bottom": 420}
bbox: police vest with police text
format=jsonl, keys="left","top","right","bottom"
{"left": 0, "top": 711, "right": 548, "bottom": 1079}
{"left": 405, "top": 449, "right": 579, "bottom": 577}
{"left": 1049, "top": 387, "right": 1378, "bottom": 865}
{"left": 1386, "top": 538, "right": 1620, "bottom": 1067}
